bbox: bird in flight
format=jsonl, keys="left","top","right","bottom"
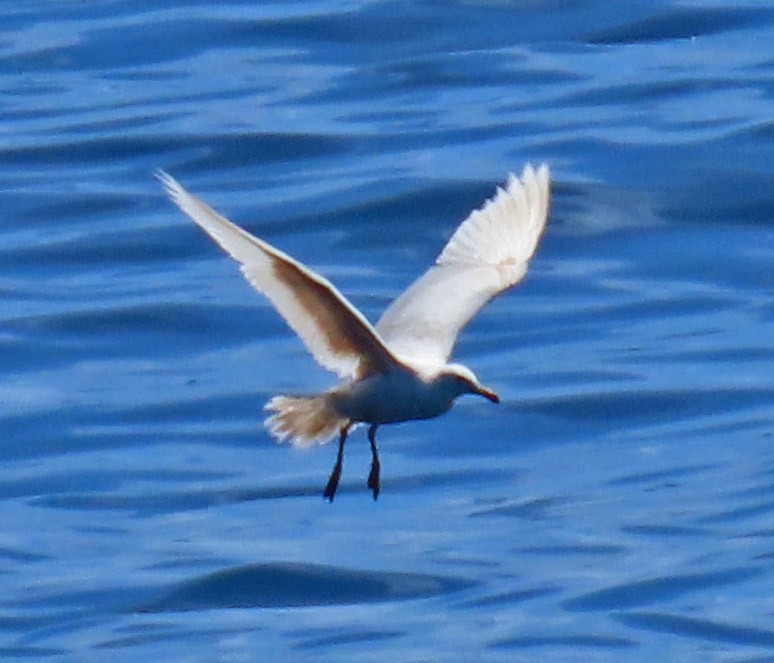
{"left": 159, "top": 164, "right": 551, "bottom": 501}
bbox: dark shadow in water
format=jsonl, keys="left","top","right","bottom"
{"left": 291, "top": 628, "right": 403, "bottom": 651}
{"left": 491, "top": 633, "right": 636, "bottom": 650}
{"left": 140, "top": 562, "right": 474, "bottom": 612}
{"left": 617, "top": 611, "right": 774, "bottom": 647}
{"left": 585, "top": 6, "right": 774, "bottom": 45}
{"left": 562, "top": 567, "right": 762, "bottom": 612}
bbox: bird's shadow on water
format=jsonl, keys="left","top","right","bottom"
{"left": 8, "top": 562, "right": 475, "bottom": 651}
{"left": 138, "top": 561, "right": 475, "bottom": 613}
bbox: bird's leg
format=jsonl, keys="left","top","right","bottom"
{"left": 323, "top": 424, "right": 350, "bottom": 502}
{"left": 367, "top": 424, "right": 380, "bottom": 500}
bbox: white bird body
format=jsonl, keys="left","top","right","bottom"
{"left": 159, "top": 164, "right": 551, "bottom": 500}
{"left": 329, "top": 363, "right": 480, "bottom": 425}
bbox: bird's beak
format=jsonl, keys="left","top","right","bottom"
{"left": 476, "top": 385, "right": 500, "bottom": 404}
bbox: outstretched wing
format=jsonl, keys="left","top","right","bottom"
{"left": 158, "top": 172, "right": 399, "bottom": 380}
{"left": 376, "top": 164, "right": 551, "bottom": 365}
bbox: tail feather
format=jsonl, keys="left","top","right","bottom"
{"left": 264, "top": 394, "right": 347, "bottom": 448}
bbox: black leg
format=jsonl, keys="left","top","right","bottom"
{"left": 323, "top": 424, "right": 350, "bottom": 502}
{"left": 366, "top": 424, "right": 380, "bottom": 500}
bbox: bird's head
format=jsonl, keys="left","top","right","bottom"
{"left": 440, "top": 364, "right": 500, "bottom": 404}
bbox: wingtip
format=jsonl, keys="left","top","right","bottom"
{"left": 506, "top": 162, "right": 550, "bottom": 189}
{"left": 534, "top": 162, "right": 551, "bottom": 186}
{"left": 155, "top": 169, "right": 179, "bottom": 197}
{"left": 156, "top": 170, "right": 195, "bottom": 215}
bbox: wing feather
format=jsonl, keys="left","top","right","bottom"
{"left": 376, "top": 164, "right": 551, "bottom": 364}
{"left": 158, "top": 171, "right": 398, "bottom": 379}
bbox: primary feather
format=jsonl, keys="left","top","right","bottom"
{"left": 376, "top": 164, "right": 550, "bottom": 365}
{"left": 157, "top": 171, "right": 399, "bottom": 380}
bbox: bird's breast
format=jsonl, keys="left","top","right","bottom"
{"left": 329, "top": 370, "right": 454, "bottom": 425}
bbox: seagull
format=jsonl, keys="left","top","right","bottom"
{"left": 158, "top": 164, "right": 551, "bottom": 501}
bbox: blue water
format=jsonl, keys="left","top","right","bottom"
{"left": 1, "top": 1, "right": 773, "bottom": 660}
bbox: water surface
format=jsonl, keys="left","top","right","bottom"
{"left": 1, "top": 1, "right": 773, "bottom": 661}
